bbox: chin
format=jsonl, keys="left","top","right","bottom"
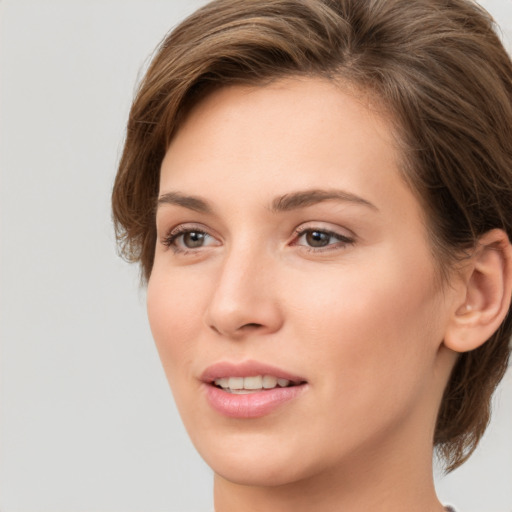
{"left": 191, "top": 431, "right": 316, "bottom": 487}
{"left": 212, "top": 456, "right": 311, "bottom": 488}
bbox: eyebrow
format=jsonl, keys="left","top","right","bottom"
{"left": 156, "top": 188, "right": 378, "bottom": 214}
{"left": 270, "top": 189, "right": 378, "bottom": 212}
{"left": 157, "top": 191, "right": 212, "bottom": 214}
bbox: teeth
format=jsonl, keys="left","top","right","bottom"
{"left": 244, "top": 376, "right": 263, "bottom": 389}
{"left": 213, "top": 375, "right": 293, "bottom": 391}
{"left": 229, "top": 377, "right": 244, "bottom": 389}
{"left": 216, "top": 377, "right": 229, "bottom": 388}
{"left": 262, "top": 375, "right": 278, "bottom": 388}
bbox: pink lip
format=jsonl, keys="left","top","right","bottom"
{"left": 200, "top": 360, "right": 308, "bottom": 419}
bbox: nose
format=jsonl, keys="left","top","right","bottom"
{"left": 204, "top": 244, "right": 284, "bottom": 339}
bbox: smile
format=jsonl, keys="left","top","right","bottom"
{"left": 201, "top": 361, "right": 308, "bottom": 418}
{"left": 213, "top": 375, "right": 298, "bottom": 393}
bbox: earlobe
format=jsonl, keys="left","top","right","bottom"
{"left": 444, "top": 229, "right": 512, "bottom": 353}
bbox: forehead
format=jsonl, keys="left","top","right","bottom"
{"left": 161, "top": 78, "right": 419, "bottom": 216}
{"left": 165, "top": 78, "right": 396, "bottom": 167}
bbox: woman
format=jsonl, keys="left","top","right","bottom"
{"left": 112, "top": 0, "right": 512, "bottom": 510}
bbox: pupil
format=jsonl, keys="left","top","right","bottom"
{"left": 306, "top": 231, "right": 329, "bottom": 247}
{"left": 183, "top": 231, "right": 205, "bottom": 248}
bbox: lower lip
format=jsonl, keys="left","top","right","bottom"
{"left": 204, "top": 384, "right": 307, "bottom": 419}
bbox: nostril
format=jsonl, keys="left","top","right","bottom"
{"left": 241, "top": 322, "right": 263, "bottom": 330}
{"left": 209, "top": 325, "right": 221, "bottom": 334}
{"left": 208, "top": 322, "right": 263, "bottom": 337}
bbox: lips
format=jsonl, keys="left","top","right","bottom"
{"left": 200, "top": 360, "right": 308, "bottom": 418}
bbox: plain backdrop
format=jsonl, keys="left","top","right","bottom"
{"left": 0, "top": 1, "right": 511, "bottom": 511}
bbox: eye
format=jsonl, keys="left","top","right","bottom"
{"left": 161, "top": 225, "right": 220, "bottom": 253}
{"left": 293, "top": 227, "right": 354, "bottom": 251}
{"left": 301, "top": 230, "right": 333, "bottom": 248}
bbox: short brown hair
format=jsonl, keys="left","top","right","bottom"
{"left": 112, "top": 0, "right": 512, "bottom": 471}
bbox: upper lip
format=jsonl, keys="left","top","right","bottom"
{"left": 200, "top": 360, "right": 306, "bottom": 384}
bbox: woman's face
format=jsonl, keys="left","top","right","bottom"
{"left": 147, "top": 78, "right": 457, "bottom": 487}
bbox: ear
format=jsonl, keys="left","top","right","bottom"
{"left": 444, "top": 229, "right": 512, "bottom": 353}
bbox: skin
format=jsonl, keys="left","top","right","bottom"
{"left": 147, "top": 78, "right": 462, "bottom": 512}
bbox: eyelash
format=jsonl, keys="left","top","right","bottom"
{"left": 161, "top": 225, "right": 214, "bottom": 254}
{"left": 160, "top": 225, "right": 355, "bottom": 254}
{"left": 292, "top": 227, "right": 355, "bottom": 252}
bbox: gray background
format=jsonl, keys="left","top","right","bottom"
{"left": 0, "top": 1, "right": 511, "bottom": 511}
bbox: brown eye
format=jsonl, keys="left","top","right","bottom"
{"left": 305, "top": 230, "right": 331, "bottom": 247}
{"left": 294, "top": 228, "right": 354, "bottom": 251}
{"left": 162, "top": 227, "right": 219, "bottom": 253}
{"left": 182, "top": 231, "right": 207, "bottom": 248}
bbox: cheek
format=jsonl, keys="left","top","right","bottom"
{"left": 146, "top": 272, "right": 204, "bottom": 383}
{"left": 280, "top": 261, "right": 445, "bottom": 465}
{"left": 287, "top": 251, "right": 444, "bottom": 399}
